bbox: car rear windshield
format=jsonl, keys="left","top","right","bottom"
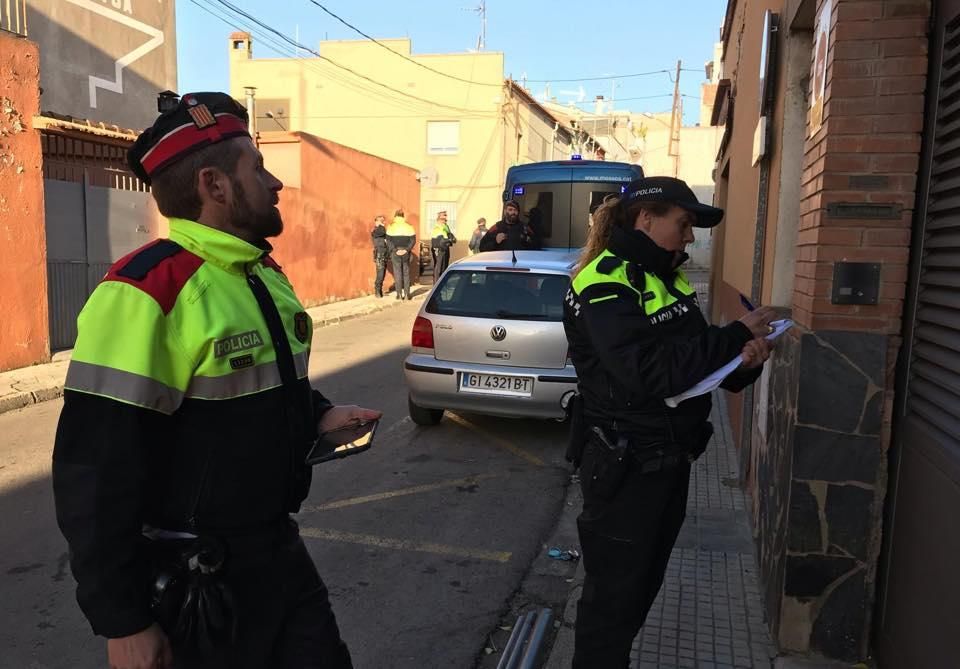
{"left": 427, "top": 270, "right": 571, "bottom": 321}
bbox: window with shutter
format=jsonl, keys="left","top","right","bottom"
{"left": 427, "top": 121, "right": 460, "bottom": 155}
{"left": 907, "top": 15, "right": 960, "bottom": 441}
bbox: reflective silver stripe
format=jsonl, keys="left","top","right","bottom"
{"left": 293, "top": 350, "right": 309, "bottom": 378}
{"left": 65, "top": 360, "right": 184, "bottom": 415}
{"left": 186, "top": 351, "right": 310, "bottom": 400}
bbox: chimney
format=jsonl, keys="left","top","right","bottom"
{"left": 229, "top": 31, "right": 252, "bottom": 62}
{"left": 595, "top": 95, "right": 605, "bottom": 115}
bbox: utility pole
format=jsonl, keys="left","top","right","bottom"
{"left": 668, "top": 60, "right": 681, "bottom": 177}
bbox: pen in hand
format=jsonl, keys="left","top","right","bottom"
{"left": 740, "top": 294, "right": 756, "bottom": 312}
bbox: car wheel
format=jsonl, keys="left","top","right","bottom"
{"left": 409, "top": 396, "right": 444, "bottom": 426}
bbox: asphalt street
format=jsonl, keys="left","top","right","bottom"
{"left": 0, "top": 296, "right": 574, "bottom": 668}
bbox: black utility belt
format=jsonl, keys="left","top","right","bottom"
{"left": 590, "top": 427, "right": 697, "bottom": 473}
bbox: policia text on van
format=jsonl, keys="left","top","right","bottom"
{"left": 52, "top": 92, "right": 380, "bottom": 669}
{"left": 563, "top": 176, "right": 776, "bottom": 668}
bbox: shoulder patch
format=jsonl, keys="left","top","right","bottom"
{"left": 104, "top": 239, "right": 204, "bottom": 315}
{"left": 116, "top": 240, "right": 183, "bottom": 280}
{"left": 596, "top": 255, "right": 623, "bottom": 275}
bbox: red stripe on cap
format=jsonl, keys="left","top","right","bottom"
{"left": 140, "top": 114, "right": 249, "bottom": 176}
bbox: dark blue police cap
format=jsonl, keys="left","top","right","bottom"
{"left": 622, "top": 176, "right": 725, "bottom": 228}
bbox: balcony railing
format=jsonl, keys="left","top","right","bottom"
{"left": 0, "top": 0, "right": 28, "bottom": 37}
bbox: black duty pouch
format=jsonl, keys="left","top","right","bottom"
{"left": 564, "top": 393, "right": 587, "bottom": 467}
{"left": 147, "top": 534, "right": 238, "bottom": 659}
{"left": 579, "top": 427, "right": 630, "bottom": 500}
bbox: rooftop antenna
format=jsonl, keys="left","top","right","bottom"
{"left": 465, "top": 0, "right": 487, "bottom": 50}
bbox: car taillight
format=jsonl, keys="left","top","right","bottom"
{"left": 412, "top": 316, "right": 434, "bottom": 349}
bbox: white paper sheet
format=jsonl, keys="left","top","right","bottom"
{"left": 664, "top": 319, "right": 794, "bottom": 408}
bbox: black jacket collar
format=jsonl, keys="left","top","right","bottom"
{"left": 607, "top": 225, "right": 688, "bottom": 278}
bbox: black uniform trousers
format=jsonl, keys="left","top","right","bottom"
{"left": 374, "top": 254, "right": 388, "bottom": 294}
{"left": 573, "top": 449, "right": 691, "bottom": 669}
{"left": 391, "top": 252, "right": 411, "bottom": 298}
{"left": 431, "top": 243, "right": 450, "bottom": 277}
{"left": 173, "top": 521, "right": 352, "bottom": 669}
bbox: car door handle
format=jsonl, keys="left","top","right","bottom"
{"left": 486, "top": 350, "right": 510, "bottom": 359}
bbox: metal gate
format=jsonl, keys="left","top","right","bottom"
{"left": 44, "top": 175, "right": 159, "bottom": 350}
{"left": 876, "top": 3, "right": 960, "bottom": 665}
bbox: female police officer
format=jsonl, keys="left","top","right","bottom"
{"left": 563, "top": 176, "right": 775, "bottom": 668}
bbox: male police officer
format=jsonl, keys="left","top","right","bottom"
{"left": 371, "top": 214, "right": 389, "bottom": 297}
{"left": 52, "top": 92, "right": 380, "bottom": 669}
{"left": 430, "top": 210, "right": 456, "bottom": 277}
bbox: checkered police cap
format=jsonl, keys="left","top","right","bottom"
{"left": 128, "top": 92, "right": 250, "bottom": 184}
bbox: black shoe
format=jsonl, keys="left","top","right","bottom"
{"left": 407, "top": 293, "right": 413, "bottom": 301}
{"left": 375, "top": 290, "right": 383, "bottom": 298}
{"left": 396, "top": 293, "right": 402, "bottom": 300}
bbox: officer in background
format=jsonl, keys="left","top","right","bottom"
{"left": 386, "top": 208, "right": 416, "bottom": 300}
{"left": 371, "top": 214, "right": 389, "bottom": 297}
{"left": 52, "top": 92, "right": 381, "bottom": 669}
{"left": 468, "top": 217, "right": 487, "bottom": 255}
{"left": 430, "top": 210, "right": 456, "bottom": 277}
{"left": 563, "top": 177, "right": 776, "bottom": 668}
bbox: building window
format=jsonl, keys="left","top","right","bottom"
{"left": 425, "top": 202, "right": 458, "bottom": 236}
{"left": 427, "top": 121, "right": 460, "bottom": 155}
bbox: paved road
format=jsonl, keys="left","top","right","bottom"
{"left": 0, "top": 297, "right": 572, "bottom": 668}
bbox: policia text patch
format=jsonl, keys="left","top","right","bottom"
{"left": 214, "top": 330, "right": 264, "bottom": 358}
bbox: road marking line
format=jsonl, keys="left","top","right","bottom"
{"left": 301, "top": 474, "right": 499, "bottom": 511}
{"left": 445, "top": 413, "right": 545, "bottom": 467}
{"left": 300, "top": 527, "right": 512, "bottom": 563}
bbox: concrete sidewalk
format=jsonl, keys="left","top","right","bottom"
{"left": 0, "top": 288, "right": 426, "bottom": 417}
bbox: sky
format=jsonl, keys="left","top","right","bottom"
{"left": 176, "top": 0, "right": 728, "bottom": 126}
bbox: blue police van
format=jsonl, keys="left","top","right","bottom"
{"left": 503, "top": 158, "right": 644, "bottom": 249}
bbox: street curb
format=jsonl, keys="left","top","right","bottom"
{"left": 0, "top": 387, "right": 64, "bottom": 416}
{"left": 0, "top": 293, "right": 424, "bottom": 418}
{"left": 307, "top": 292, "right": 424, "bottom": 328}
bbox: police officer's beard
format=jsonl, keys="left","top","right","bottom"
{"left": 229, "top": 178, "right": 284, "bottom": 239}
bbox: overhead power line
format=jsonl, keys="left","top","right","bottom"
{"left": 208, "top": 0, "right": 494, "bottom": 115}
{"left": 301, "top": 0, "right": 502, "bottom": 87}
{"left": 525, "top": 69, "right": 672, "bottom": 84}
{"left": 191, "top": 0, "right": 472, "bottom": 117}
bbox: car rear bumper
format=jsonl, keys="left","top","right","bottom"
{"left": 403, "top": 353, "right": 578, "bottom": 419}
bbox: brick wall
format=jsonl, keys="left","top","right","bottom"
{"left": 767, "top": 0, "right": 932, "bottom": 660}
{"left": 795, "top": 0, "right": 928, "bottom": 334}
{"left": 0, "top": 33, "right": 48, "bottom": 371}
{"left": 261, "top": 132, "right": 421, "bottom": 306}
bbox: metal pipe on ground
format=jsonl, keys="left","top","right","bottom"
{"left": 519, "top": 608, "right": 554, "bottom": 669}
{"left": 496, "top": 608, "right": 554, "bottom": 669}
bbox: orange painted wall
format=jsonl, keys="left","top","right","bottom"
{"left": 261, "top": 133, "right": 421, "bottom": 305}
{"left": 0, "top": 35, "right": 48, "bottom": 371}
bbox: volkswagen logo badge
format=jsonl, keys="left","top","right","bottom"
{"left": 490, "top": 325, "right": 507, "bottom": 342}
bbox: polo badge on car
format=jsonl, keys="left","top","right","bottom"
{"left": 490, "top": 325, "right": 507, "bottom": 341}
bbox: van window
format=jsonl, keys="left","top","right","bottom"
{"left": 572, "top": 183, "right": 624, "bottom": 248}
{"left": 514, "top": 183, "right": 571, "bottom": 246}
{"left": 427, "top": 270, "right": 570, "bottom": 321}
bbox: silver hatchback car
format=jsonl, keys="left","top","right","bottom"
{"left": 404, "top": 251, "right": 579, "bottom": 425}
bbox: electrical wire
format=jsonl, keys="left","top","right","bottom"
{"left": 301, "top": 0, "right": 502, "bottom": 87}
{"left": 207, "top": 0, "right": 495, "bottom": 115}
{"left": 191, "top": 0, "right": 446, "bottom": 116}
{"left": 525, "top": 69, "right": 672, "bottom": 83}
